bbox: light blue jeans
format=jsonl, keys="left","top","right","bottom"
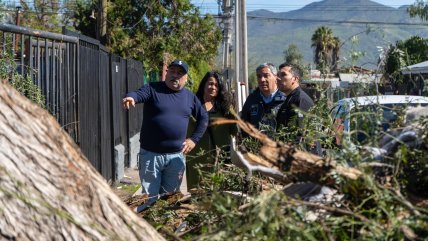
{"left": 136, "top": 148, "right": 185, "bottom": 212}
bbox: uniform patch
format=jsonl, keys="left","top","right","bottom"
{"left": 250, "top": 105, "right": 258, "bottom": 116}
{"left": 274, "top": 95, "right": 286, "bottom": 101}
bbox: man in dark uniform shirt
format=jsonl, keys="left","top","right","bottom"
{"left": 276, "top": 63, "right": 314, "bottom": 130}
{"left": 241, "top": 63, "right": 286, "bottom": 136}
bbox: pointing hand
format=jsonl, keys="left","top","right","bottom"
{"left": 122, "top": 97, "right": 135, "bottom": 109}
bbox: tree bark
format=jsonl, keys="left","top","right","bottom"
{"left": 0, "top": 80, "right": 164, "bottom": 240}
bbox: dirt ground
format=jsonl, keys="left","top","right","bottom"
{"left": 112, "top": 167, "right": 141, "bottom": 201}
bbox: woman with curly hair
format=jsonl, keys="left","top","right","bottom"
{"left": 186, "top": 71, "right": 237, "bottom": 189}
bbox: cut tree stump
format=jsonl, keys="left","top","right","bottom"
{"left": 0, "top": 80, "right": 165, "bottom": 240}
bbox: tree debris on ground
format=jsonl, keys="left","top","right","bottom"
{"left": 130, "top": 107, "right": 428, "bottom": 240}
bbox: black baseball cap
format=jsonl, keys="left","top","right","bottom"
{"left": 168, "top": 59, "right": 189, "bottom": 74}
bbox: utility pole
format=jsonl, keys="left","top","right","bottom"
{"left": 15, "top": 6, "right": 21, "bottom": 27}
{"left": 97, "top": 0, "right": 107, "bottom": 43}
{"left": 221, "top": 0, "right": 232, "bottom": 71}
{"left": 221, "top": 0, "right": 233, "bottom": 90}
{"left": 234, "top": 0, "right": 248, "bottom": 111}
{"left": 240, "top": 0, "right": 249, "bottom": 97}
{"left": 234, "top": 0, "right": 242, "bottom": 111}
{"left": 15, "top": 6, "right": 22, "bottom": 54}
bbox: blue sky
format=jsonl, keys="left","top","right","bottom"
{"left": 191, "top": 0, "right": 418, "bottom": 14}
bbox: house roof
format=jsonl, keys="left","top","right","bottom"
{"left": 338, "top": 73, "right": 382, "bottom": 83}
{"left": 401, "top": 60, "right": 428, "bottom": 74}
{"left": 337, "top": 95, "right": 428, "bottom": 107}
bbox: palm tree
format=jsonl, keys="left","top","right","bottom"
{"left": 311, "top": 26, "right": 341, "bottom": 74}
{"left": 331, "top": 36, "right": 341, "bottom": 72}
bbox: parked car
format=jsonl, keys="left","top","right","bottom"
{"left": 330, "top": 95, "right": 428, "bottom": 144}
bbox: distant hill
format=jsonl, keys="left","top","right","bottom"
{"left": 239, "top": 0, "right": 428, "bottom": 72}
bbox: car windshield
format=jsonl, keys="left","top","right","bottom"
{"left": 331, "top": 101, "right": 428, "bottom": 144}
{"left": 357, "top": 104, "right": 405, "bottom": 123}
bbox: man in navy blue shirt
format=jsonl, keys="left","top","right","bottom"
{"left": 123, "top": 60, "right": 208, "bottom": 212}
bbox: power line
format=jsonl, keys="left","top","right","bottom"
{"left": 0, "top": 2, "right": 415, "bottom": 13}
{"left": 194, "top": 3, "right": 414, "bottom": 11}
{"left": 191, "top": 2, "right": 411, "bottom": 7}
{"left": 4, "top": 1, "right": 413, "bottom": 9}
{"left": 244, "top": 15, "right": 428, "bottom": 28}
{"left": 0, "top": 8, "right": 75, "bottom": 15}
{"left": 1, "top": 2, "right": 422, "bottom": 26}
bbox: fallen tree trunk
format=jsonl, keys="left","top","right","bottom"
{"left": 212, "top": 118, "right": 361, "bottom": 184}
{"left": 0, "top": 80, "right": 164, "bottom": 240}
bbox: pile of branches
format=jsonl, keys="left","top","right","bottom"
{"left": 140, "top": 109, "right": 428, "bottom": 240}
